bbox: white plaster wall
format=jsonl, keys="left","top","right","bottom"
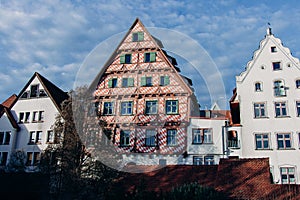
{"left": 236, "top": 34, "right": 300, "bottom": 183}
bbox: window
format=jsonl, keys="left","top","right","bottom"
{"left": 271, "top": 46, "right": 277, "bottom": 53}
{"left": 144, "top": 52, "right": 156, "bottom": 62}
{"left": 145, "top": 130, "right": 156, "bottom": 146}
{"left": 120, "top": 54, "right": 131, "bottom": 64}
{"left": 228, "top": 130, "right": 239, "bottom": 148}
{"left": 193, "top": 156, "right": 203, "bottom": 165}
{"left": 141, "top": 76, "right": 152, "bottom": 86}
{"left": 254, "top": 103, "right": 266, "bottom": 118}
{"left": 19, "top": 112, "right": 24, "bottom": 123}
{"left": 32, "top": 111, "right": 38, "bottom": 122}
{"left": 38, "top": 111, "right": 44, "bottom": 121}
{"left": 0, "top": 152, "right": 8, "bottom": 166}
{"left": 166, "top": 100, "right": 178, "bottom": 114}
{"left": 26, "top": 152, "right": 40, "bottom": 166}
{"left": 120, "top": 130, "right": 130, "bottom": 146}
{"left": 39, "top": 89, "right": 48, "bottom": 97}
{"left": 24, "top": 112, "right": 30, "bottom": 123}
{"left": 255, "top": 134, "right": 270, "bottom": 150}
{"left": 20, "top": 91, "right": 29, "bottom": 99}
{"left": 273, "top": 62, "right": 281, "bottom": 70}
{"left": 160, "top": 76, "right": 170, "bottom": 86}
{"left": 296, "top": 101, "right": 300, "bottom": 117}
{"left": 167, "top": 129, "right": 177, "bottom": 146}
{"left": 277, "top": 133, "right": 292, "bottom": 149}
{"left": 255, "top": 82, "right": 262, "bottom": 92}
{"left": 281, "top": 167, "right": 296, "bottom": 184}
{"left": 204, "top": 156, "right": 214, "bottom": 165}
{"left": 0, "top": 131, "right": 11, "bottom": 145}
{"left": 132, "top": 32, "right": 144, "bottom": 42}
{"left": 103, "top": 102, "right": 114, "bottom": 115}
{"left": 275, "top": 102, "right": 287, "bottom": 117}
{"left": 296, "top": 80, "right": 300, "bottom": 89}
{"left": 122, "top": 78, "right": 134, "bottom": 87}
{"left": 274, "top": 80, "right": 286, "bottom": 96}
{"left": 192, "top": 129, "right": 213, "bottom": 144}
{"left": 121, "top": 101, "right": 133, "bottom": 115}
{"left": 47, "top": 130, "right": 55, "bottom": 143}
{"left": 145, "top": 101, "right": 157, "bottom": 114}
{"left": 29, "top": 131, "right": 42, "bottom": 144}
{"left": 30, "top": 84, "right": 39, "bottom": 97}
{"left": 108, "top": 78, "right": 118, "bottom": 88}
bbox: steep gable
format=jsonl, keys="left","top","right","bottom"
{"left": 17, "top": 72, "right": 69, "bottom": 113}
{"left": 237, "top": 28, "right": 300, "bottom": 83}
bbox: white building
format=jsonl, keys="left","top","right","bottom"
{"left": 0, "top": 95, "right": 19, "bottom": 169}
{"left": 230, "top": 27, "right": 300, "bottom": 184}
{"left": 186, "top": 109, "right": 230, "bottom": 165}
{"left": 8, "top": 72, "right": 68, "bottom": 171}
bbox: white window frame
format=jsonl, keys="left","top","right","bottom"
{"left": 277, "top": 133, "right": 292, "bottom": 149}
{"left": 275, "top": 102, "right": 288, "bottom": 117}
{"left": 255, "top": 133, "right": 270, "bottom": 150}
{"left": 103, "top": 102, "right": 114, "bottom": 115}
{"left": 254, "top": 102, "right": 266, "bottom": 118}
{"left": 280, "top": 167, "right": 296, "bottom": 184}
{"left": 145, "top": 129, "right": 156, "bottom": 147}
{"left": 120, "top": 101, "right": 133, "bottom": 115}
{"left": 204, "top": 156, "right": 215, "bottom": 165}
{"left": 145, "top": 100, "right": 158, "bottom": 115}
{"left": 167, "top": 129, "right": 177, "bottom": 146}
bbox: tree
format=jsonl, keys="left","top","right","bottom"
{"left": 6, "top": 150, "right": 26, "bottom": 173}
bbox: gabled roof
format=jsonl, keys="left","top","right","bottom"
{"left": 17, "top": 72, "right": 69, "bottom": 113}
{"left": 1, "top": 94, "right": 17, "bottom": 109}
{"left": 237, "top": 27, "right": 300, "bottom": 82}
{"left": 0, "top": 95, "right": 19, "bottom": 130}
{"left": 89, "top": 18, "right": 193, "bottom": 95}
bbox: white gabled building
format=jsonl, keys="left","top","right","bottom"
{"left": 0, "top": 95, "right": 19, "bottom": 169}
{"left": 9, "top": 72, "right": 69, "bottom": 171}
{"left": 231, "top": 27, "right": 300, "bottom": 184}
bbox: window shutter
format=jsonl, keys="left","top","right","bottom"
{"left": 120, "top": 54, "right": 125, "bottom": 64}
{"left": 150, "top": 52, "right": 156, "bottom": 62}
{"left": 108, "top": 79, "right": 113, "bottom": 88}
{"left": 141, "top": 77, "right": 146, "bottom": 86}
{"left": 138, "top": 32, "right": 144, "bottom": 41}
{"left": 164, "top": 76, "right": 170, "bottom": 85}
{"left": 128, "top": 78, "right": 134, "bottom": 87}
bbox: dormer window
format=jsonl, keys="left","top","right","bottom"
{"left": 271, "top": 46, "right": 277, "bottom": 53}
{"left": 255, "top": 82, "right": 262, "bottom": 92}
{"left": 30, "top": 84, "right": 39, "bottom": 98}
{"left": 273, "top": 62, "right": 282, "bottom": 70}
{"left": 132, "top": 32, "right": 144, "bottom": 42}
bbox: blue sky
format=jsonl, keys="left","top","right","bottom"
{"left": 1, "top": 0, "right": 300, "bottom": 109}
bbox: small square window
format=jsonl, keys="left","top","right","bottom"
{"left": 166, "top": 100, "right": 178, "bottom": 114}
{"left": 132, "top": 32, "right": 144, "bottom": 42}
{"left": 120, "top": 54, "right": 132, "bottom": 64}
{"left": 160, "top": 76, "right": 170, "bottom": 86}
{"left": 121, "top": 101, "right": 133, "bottom": 115}
{"left": 141, "top": 76, "right": 152, "bottom": 86}
{"left": 145, "top": 101, "right": 157, "bottom": 114}
{"left": 103, "top": 102, "right": 114, "bottom": 115}
{"left": 108, "top": 78, "right": 118, "bottom": 88}
{"left": 271, "top": 46, "right": 277, "bottom": 53}
{"left": 144, "top": 52, "right": 156, "bottom": 62}
{"left": 122, "top": 78, "right": 134, "bottom": 87}
{"left": 193, "top": 156, "right": 203, "bottom": 165}
{"left": 273, "top": 62, "right": 281, "bottom": 70}
{"left": 277, "top": 133, "right": 292, "bottom": 149}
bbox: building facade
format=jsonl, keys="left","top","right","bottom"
{"left": 90, "top": 18, "right": 201, "bottom": 165}
{"left": 4, "top": 72, "right": 68, "bottom": 171}
{"left": 230, "top": 28, "right": 300, "bottom": 184}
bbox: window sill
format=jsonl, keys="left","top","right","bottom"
{"left": 228, "top": 147, "right": 240, "bottom": 149}
{"left": 275, "top": 116, "right": 291, "bottom": 118}
{"left": 192, "top": 143, "right": 214, "bottom": 145}
{"left": 277, "top": 148, "right": 295, "bottom": 150}
{"left": 255, "top": 148, "right": 273, "bottom": 151}
{"left": 254, "top": 116, "right": 269, "bottom": 119}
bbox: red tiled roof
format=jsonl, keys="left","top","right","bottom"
{"left": 1, "top": 94, "right": 17, "bottom": 109}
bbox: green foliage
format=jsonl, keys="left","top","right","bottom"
{"left": 6, "top": 150, "right": 26, "bottom": 173}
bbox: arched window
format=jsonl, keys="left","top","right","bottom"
{"left": 274, "top": 80, "right": 286, "bottom": 96}
{"left": 255, "top": 82, "right": 262, "bottom": 92}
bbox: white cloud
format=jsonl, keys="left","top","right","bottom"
{"left": 1, "top": 0, "right": 300, "bottom": 108}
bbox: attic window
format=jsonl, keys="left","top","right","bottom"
{"left": 120, "top": 54, "right": 131, "bottom": 64}
{"left": 144, "top": 52, "right": 156, "bottom": 62}
{"left": 271, "top": 46, "right": 277, "bottom": 53}
{"left": 30, "top": 84, "right": 39, "bottom": 98}
{"left": 39, "top": 89, "right": 48, "bottom": 97}
{"left": 273, "top": 62, "right": 282, "bottom": 71}
{"left": 132, "top": 32, "right": 144, "bottom": 42}
{"left": 20, "top": 91, "right": 29, "bottom": 99}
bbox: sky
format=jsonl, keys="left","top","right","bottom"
{"left": 1, "top": 0, "right": 300, "bottom": 109}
